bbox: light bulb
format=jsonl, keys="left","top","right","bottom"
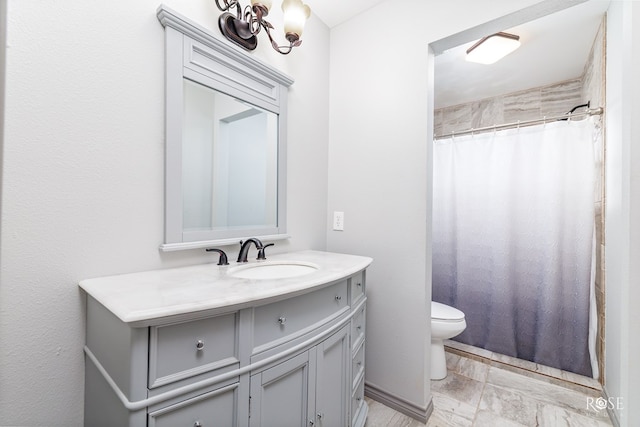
{"left": 282, "top": 0, "right": 310, "bottom": 38}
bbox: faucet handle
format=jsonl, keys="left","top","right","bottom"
{"left": 257, "top": 243, "right": 274, "bottom": 260}
{"left": 205, "top": 248, "right": 229, "bottom": 265}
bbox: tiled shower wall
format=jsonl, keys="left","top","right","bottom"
{"left": 434, "top": 17, "right": 607, "bottom": 383}
{"left": 584, "top": 18, "right": 606, "bottom": 385}
{"left": 434, "top": 78, "right": 583, "bottom": 137}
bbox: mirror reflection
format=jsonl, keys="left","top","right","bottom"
{"left": 182, "top": 79, "right": 278, "bottom": 234}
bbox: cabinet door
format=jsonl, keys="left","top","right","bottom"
{"left": 250, "top": 351, "right": 315, "bottom": 427}
{"left": 315, "top": 326, "right": 350, "bottom": 427}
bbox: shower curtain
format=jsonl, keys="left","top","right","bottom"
{"left": 432, "top": 119, "right": 597, "bottom": 378}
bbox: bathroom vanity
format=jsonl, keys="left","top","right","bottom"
{"left": 80, "top": 250, "right": 371, "bottom": 427}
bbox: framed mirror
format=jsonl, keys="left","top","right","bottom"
{"left": 158, "top": 6, "right": 293, "bottom": 251}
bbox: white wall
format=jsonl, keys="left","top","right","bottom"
{"left": 0, "top": 1, "right": 329, "bottom": 425}
{"left": 327, "top": 0, "right": 544, "bottom": 414}
{"left": 604, "top": 2, "right": 640, "bottom": 426}
{"left": 5, "top": 0, "right": 639, "bottom": 425}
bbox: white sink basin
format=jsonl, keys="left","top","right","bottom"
{"left": 228, "top": 261, "right": 319, "bottom": 280}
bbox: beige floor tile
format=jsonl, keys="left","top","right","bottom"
{"left": 488, "top": 360, "right": 602, "bottom": 395}
{"left": 364, "top": 397, "right": 427, "bottom": 427}
{"left": 478, "top": 383, "right": 538, "bottom": 426}
{"left": 431, "top": 391, "right": 476, "bottom": 422}
{"left": 485, "top": 365, "right": 603, "bottom": 418}
{"left": 444, "top": 349, "right": 489, "bottom": 383}
{"left": 365, "top": 397, "right": 400, "bottom": 427}
{"left": 445, "top": 351, "right": 462, "bottom": 371}
{"left": 388, "top": 411, "right": 428, "bottom": 427}
{"left": 453, "top": 356, "right": 489, "bottom": 383}
{"left": 365, "top": 351, "right": 615, "bottom": 427}
{"left": 473, "top": 409, "right": 530, "bottom": 427}
{"left": 425, "top": 408, "right": 473, "bottom": 427}
{"left": 431, "top": 371, "right": 485, "bottom": 408}
{"left": 537, "top": 402, "right": 614, "bottom": 426}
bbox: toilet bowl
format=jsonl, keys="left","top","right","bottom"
{"left": 431, "top": 301, "right": 466, "bottom": 380}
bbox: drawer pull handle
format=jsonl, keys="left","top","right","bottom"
{"left": 309, "top": 420, "right": 314, "bottom": 426}
{"left": 195, "top": 340, "right": 205, "bottom": 351}
{"left": 278, "top": 316, "right": 287, "bottom": 325}
{"left": 357, "top": 397, "right": 362, "bottom": 402}
{"left": 357, "top": 282, "right": 362, "bottom": 287}
{"left": 357, "top": 361, "right": 362, "bottom": 366}
{"left": 317, "top": 412, "right": 323, "bottom": 420}
{"left": 357, "top": 325, "right": 362, "bottom": 331}
{"left": 194, "top": 421, "right": 203, "bottom": 427}
{"left": 335, "top": 295, "right": 342, "bottom": 301}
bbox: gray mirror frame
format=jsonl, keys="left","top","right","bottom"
{"left": 157, "top": 5, "right": 293, "bottom": 251}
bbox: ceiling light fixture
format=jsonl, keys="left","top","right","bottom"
{"left": 466, "top": 32, "right": 521, "bottom": 65}
{"left": 216, "top": 0, "right": 311, "bottom": 55}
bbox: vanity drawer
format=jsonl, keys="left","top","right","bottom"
{"left": 253, "top": 281, "right": 348, "bottom": 350}
{"left": 352, "top": 342, "right": 365, "bottom": 389}
{"left": 351, "top": 305, "right": 366, "bottom": 352}
{"left": 350, "top": 272, "right": 365, "bottom": 304}
{"left": 148, "top": 313, "right": 239, "bottom": 389}
{"left": 148, "top": 382, "right": 238, "bottom": 427}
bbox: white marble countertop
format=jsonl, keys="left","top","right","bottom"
{"left": 79, "top": 250, "right": 372, "bottom": 325}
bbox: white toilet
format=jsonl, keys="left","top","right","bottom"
{"left": 431, "top": 301, "right": 467, "bottom": 380}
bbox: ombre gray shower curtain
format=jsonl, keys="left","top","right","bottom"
{"left": 432, "top": 119, "right": 598, "bottom": 378}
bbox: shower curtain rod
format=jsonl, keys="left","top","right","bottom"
{"left": 434, "top": 106, "right": 604, "bottom": 140}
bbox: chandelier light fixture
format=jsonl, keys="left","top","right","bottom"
{"left": 215, "top": 0, "right": 311, "bottom": 55}
{"left": 466, "top": 32, "right": 521, "bottom": 65}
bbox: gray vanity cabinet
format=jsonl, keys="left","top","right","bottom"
{"left": 83, "top": 266, "right": 368, "bottom": 427}
{"left": 249, "top": 325, "right": 350, "bottom": 427}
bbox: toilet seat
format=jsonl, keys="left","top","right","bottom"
{"left": 431, "top": 301, "right": 465, "bottom": 321}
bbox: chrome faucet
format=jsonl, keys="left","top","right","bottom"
{"left": 237, "top": 238, "right": 264, "bottom": 263}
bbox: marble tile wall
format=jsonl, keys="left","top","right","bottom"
{"left": 583, "top": 18, "right": 607, "bottom": 385}
{"left": 434, "top": 79, "right": 583, "bottom": 137}
{"left": 434, "top": 16, "right": 607, "bottom": 384}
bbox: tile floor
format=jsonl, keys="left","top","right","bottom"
{"left": 364, "top": 345, "right": 614, "bottom": 427}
